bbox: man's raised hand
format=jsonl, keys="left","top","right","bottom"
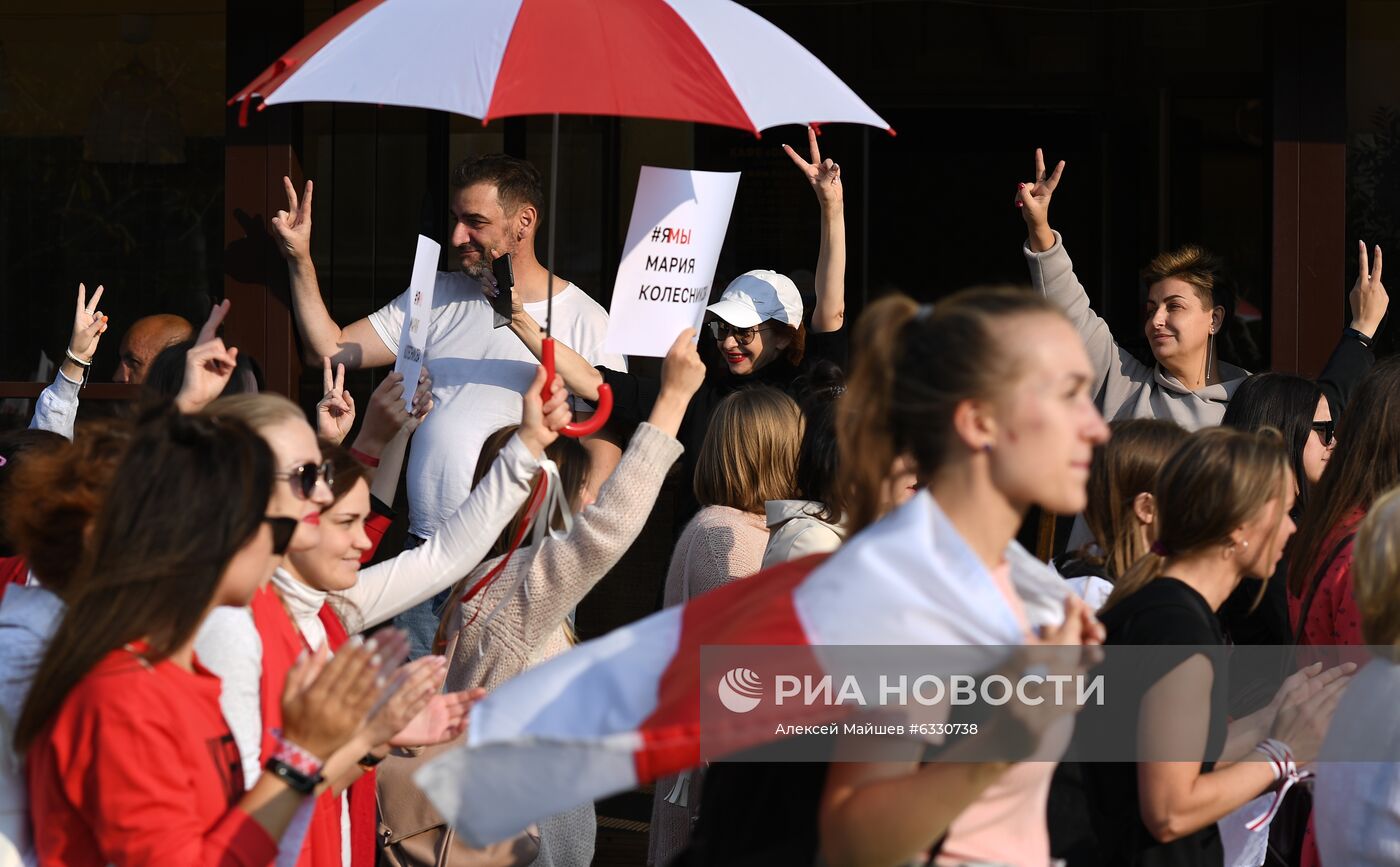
{"left": 68, "top": 283, "right": 108, "bottom": 365}
{"left": 783, "top": 125, "right": 842, "bottom": 210}
{"left": 1016, "top": 148, "right": 1064, "bottom": 253}
{"left": 271, "top": 176, "right": 314, "bottom": 263}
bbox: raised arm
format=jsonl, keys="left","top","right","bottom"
{"left": 272, "top": 177, "right": 396, "bottom": 369}
{"left": 30, "top": 283, "right": 108, "bottom": 438}
{"left": 1319, "top": 242, "right": 1387, "bottom": 415}
{"left": 1017, "top": 150, "right": 1136, "bottom": 394}
{"left": 783, "top": 126, "right": 845, "bottom": 332}
{"left": 494, "top": 329, "right": 702, "bottom": 647}
{"left": 337, "top": 366, "right": 572, "bottom": 628}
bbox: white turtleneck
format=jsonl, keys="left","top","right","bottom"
{"left": 271, "top": 568, "right": 329, "bottom": 651}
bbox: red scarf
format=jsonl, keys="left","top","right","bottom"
{"left": 250, "top": 586, "right": 376, "bottom": 867}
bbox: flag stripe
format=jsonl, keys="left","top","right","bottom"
{"left": 659, "top": 0, "right": 891, "bottom": 132}
{"left": 262, "top": 0, "right": 526, "bottom": 118}
{"left": 634, "top": 554, "right": 822, "bottom": 781}
{"left": 485, "top": 0, "right": 754, "bottom": 131}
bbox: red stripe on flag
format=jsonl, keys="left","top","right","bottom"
{"left": 229, "top": 0, "right": 394, "bottom": 108}
{"left": 633, "top": 554, "right": 827, "bottom": 782}
{"left": 486, "top": 0, "right": 756, "bottom": 133}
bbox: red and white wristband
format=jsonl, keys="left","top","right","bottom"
{"left": 1245, "top": 738, "right": 1312, "bottom": 831}
{"left": 264, "top": 728, "right": 326, "bottom": 794}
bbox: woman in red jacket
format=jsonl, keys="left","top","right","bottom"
{"left": 1289, "top": 358, "right": 1400, "bottom": 646}
{"left": 14, "top": 409, "right": 409, "bottom": 867}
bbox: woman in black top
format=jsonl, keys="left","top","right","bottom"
{"left": 1066, "top": 428, "right": 1350, "bottom": 867}
{"left": 503, "top": 128, "right": 848, "bottom": 523}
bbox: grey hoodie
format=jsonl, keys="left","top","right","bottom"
{"left": 1024, "top": 231, "right": 1247, "bottom": 429}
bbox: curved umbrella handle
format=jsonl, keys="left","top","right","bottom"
{"left": 541, "top": 337, "right": 612, "bottom": 438}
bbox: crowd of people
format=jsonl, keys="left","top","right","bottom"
{"left": 0, "top": 134, "right": 1397, "bottom": 867}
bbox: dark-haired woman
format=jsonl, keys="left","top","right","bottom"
{"left": 1289, "top": 358, "right": 1400, "bottom": 647}
{"left": 1067, "top": 428, "right": 1350, "bottom": 867}
{"left": 1218, "top": 372, "right": 1336, "bottom": 648}
{"left": 17, "top": 411, "right": 405, "bottom": 866}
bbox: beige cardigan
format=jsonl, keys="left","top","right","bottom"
{"left": 443, "top": 422, "right": 683, "bottom": 693}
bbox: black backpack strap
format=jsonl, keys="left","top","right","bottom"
{"left": 1293, "top": 532, "right": 1356, "bottom": 646}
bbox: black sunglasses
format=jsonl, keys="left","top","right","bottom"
{"left": 706, "top": 321, "right": 771, "bottom": 346}
{"left": 1311, "top": 419, "right": 1336, "bottom": 447}
{"left": 264, "top": 516, "right": 298, "bottom": 555}
{"left": 276, "top": 461, "right": 333, "bottom": 499}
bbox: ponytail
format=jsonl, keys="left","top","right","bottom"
{"left": 1099, "top": 427, "right": 1291, "bottom": 614}
{"left": 838, "top": 296, "right": 921, "bottom": 534}
{"left": 1102, "top": 550, "right": 1169, "bottom": 611}
{"left": 837, "top": 287, "right": 1063, "bottom": 535}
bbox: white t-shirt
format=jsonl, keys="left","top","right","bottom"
{"left": 368, "top": 271, "right": 625, "bottom": 538}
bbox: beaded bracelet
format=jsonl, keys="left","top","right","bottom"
{"left": 263, "top": 728, "right": 325, "bottom": 794}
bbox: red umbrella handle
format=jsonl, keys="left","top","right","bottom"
{"left": 541, "top": 337, "right": 612, "bottom": 438}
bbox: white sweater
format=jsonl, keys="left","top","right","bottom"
{"left": 194, "top": 433, "right": 542, "bottom": 864}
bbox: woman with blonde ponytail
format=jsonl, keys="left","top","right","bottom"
{"left": 1065, "top": 428, "right": 1352, "bottom": 867}
{"left": 679, "top": 285, "right": 1118, "bottom": 867}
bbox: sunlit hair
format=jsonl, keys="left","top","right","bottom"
{"left": 694, "top": 386, "right": 804, "bottom": 514}
{"left": 1103, "top": 427, "right": 1292, "bottom": 613}
{"left": 206, "top": 392, "right": 305, "bottom": 434}
{"left": 4, "top": 420, "right": 133, "bottom": 597}
{"left": 1140, "top": 244, "right": 1224, "bottom": 309}
{"left": 1080, "top": 419, "right": 1189, "bottom": 581}
{"left": 1352, "top": 487, "right": 1400, "bottom": 652}
{"left": 836, "top": 286, "right": 1064, "bottom": 535}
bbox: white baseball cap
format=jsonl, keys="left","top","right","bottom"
{"left": 706, "top": 270, "right": 804, "bottom": 329}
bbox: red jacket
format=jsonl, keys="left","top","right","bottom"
{"left": 28, "top": 646, "right": 278, "bottom": 866}
{"left": 1289, "top": 508, "right": 1367, "bottom": 647}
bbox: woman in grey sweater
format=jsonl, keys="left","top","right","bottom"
{"left": 1016, "top": 149, "right": 1388, "bottom": 430}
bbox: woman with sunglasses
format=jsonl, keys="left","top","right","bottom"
{"left": 502, "top": 127, "right": 848, "bottom": 521}
{"left": 1217, "top": 373, "right": 1337, "bottom": 649}
{"left": 1289, "top": 358, "right": 1400, "bottom": 649}
{"left": 194, "top": 368, "right": 571, "bottom": 867}
{"left": 16, "top": 409, "right": 405, "bottom": 866}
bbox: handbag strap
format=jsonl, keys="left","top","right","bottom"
{"left": 1293, "top": 532, "right": 1355, "bottom": 646}
{"left": 436, "top": 827, "right": 454, "bottom": 867}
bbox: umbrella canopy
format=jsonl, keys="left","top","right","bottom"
{"left": 231, "top": 0, "right": 891, "bottom": 136}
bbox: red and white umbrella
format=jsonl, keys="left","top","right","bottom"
{"left": 230, "top": 0, "right": 891, "bottom": 135}
{"left": 232, "top": 0, "right": 890, "bottom": 438}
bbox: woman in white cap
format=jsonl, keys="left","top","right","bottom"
{"left": 506, "top": 127, "right": 848, "bottom": 522}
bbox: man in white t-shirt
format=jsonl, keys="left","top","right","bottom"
{"left": 273, "top": 154, "right": 625, "bottom": 655}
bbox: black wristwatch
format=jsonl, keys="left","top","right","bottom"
{"left": 265, "top": 758, "right": 325, "bottom": 794}
{"left": 358, "top": 750, "right": 388, "bottom": 769}
{"left": 1346, "top": 327, "right": 1375, "bottom": 348}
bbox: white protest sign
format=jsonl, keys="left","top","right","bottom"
{"left": 393, "top": 234, "right": 440, "bottom": 410}
{"left": 604, "top": 167, "right": 741, "bottom": 357}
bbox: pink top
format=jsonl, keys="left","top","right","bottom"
{"left": 936, "top": 562, "right": 1067, "bottom": 867}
